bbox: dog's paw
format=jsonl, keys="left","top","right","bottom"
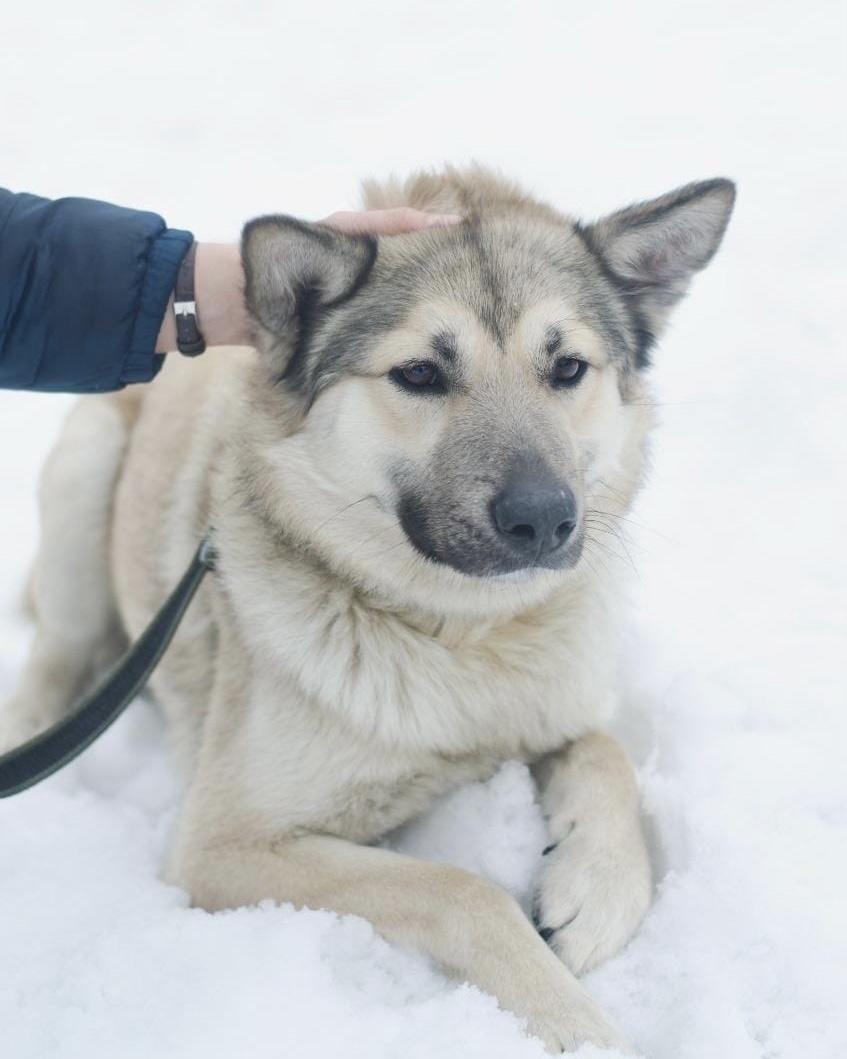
{"left": 537, "top": 1012, "right": 634, "bottom": 1055}
{"left": 532, "top": 817, "right": 651, "bottom": 976}
{"left": 506, "top": 953, "right": 634, "bottom": 1054}
{"left": 525, "top": 989, "right": 635, "bottom": 1055}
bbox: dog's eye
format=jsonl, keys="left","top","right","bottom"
{"left": 404, "top": 362, "right": 438, "bottom": 386}
{"left": 390, "top": 361, "right": 443, "bottom": 393}
{"left": 551, "top": 357, "right": 588, "bottom": 388}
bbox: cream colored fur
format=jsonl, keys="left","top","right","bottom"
{"left": 0, "top": 167, "right": 736, "bottom": 1053}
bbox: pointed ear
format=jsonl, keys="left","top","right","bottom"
{"left": 578, "top": 178, "right": 736, "bottom": 356}
{"left": 241, "top": 215, "right": 377, "bottom": 370}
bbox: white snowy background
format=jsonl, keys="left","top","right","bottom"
{"left": 1, "top": 1, "right": 845, "bottom": 1056}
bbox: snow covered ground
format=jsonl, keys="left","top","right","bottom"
{"left": 1, "top": 1, "right": 845, "bottom": 1056}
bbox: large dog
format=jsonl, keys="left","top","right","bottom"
{"left": 1, "top": 167, "right": 734, "bottom": 1052}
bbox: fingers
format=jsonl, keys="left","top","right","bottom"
{"left": 320, "top": 207, "right": 462, "bottom": 236}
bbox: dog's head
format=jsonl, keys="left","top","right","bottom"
{"left": 240, "top": 168, "right": 734, "bottom": 612}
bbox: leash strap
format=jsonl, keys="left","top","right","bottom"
{"left": 0, "top": 536, "right": 217, "bottom": 798}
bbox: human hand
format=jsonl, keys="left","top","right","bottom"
{"left": 156, "top": 209, "right": 460, "bottom": 354}
{"left": 320, "top": 207, "right": 461, "bottom": 235}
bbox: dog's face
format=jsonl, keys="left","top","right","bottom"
{"left": 242, "top": 173, "right": 734, "bottom": 610}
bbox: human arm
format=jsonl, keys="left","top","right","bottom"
{"left": 0, "top": 188, "right": 191, "bottom": 392}
{"left": 0, "top": 188, "right": 459, "bottom": 393}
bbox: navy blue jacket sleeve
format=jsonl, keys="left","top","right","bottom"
{"left": 0, "top": 189, "right": 193, "bottom": 392}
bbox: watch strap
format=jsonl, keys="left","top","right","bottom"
{"left": 173, "top": 243, "right": 206, "bottom": 356}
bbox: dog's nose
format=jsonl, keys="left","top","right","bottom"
{"left": 492, "top": 484, "right": 578, "bottom": 559}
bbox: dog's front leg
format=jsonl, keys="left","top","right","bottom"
{"left": 531, "top": 732, "right": 652, "bottom": 975}
{"left": 173, "top": 831, "right": 630, "bottom": 1054}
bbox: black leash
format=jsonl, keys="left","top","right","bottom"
{"left": 0, "top": 536, "right": 217, "bottom": 798}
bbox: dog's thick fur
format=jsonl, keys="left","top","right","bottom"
{"left": 1, "top": 166, "right": 734, "bottom": 1052}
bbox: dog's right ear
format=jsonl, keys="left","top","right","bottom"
{"left": 241, "top": 216, "right": 377, "bottom": 370}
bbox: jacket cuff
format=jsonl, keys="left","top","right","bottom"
{"left": 122, "top": 227, "right": 194, "bottom": 385}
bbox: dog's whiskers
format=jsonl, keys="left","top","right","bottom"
{"left": 314, "top": 494, "right": 375, "bottom": 536}
{"left": 584, "top": 515, "right": 648, "bottom": 559}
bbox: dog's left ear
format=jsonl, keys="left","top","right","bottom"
{"left": 579, "top": 178, "right": 736, "bottom": 355}
{"left": 242, "top": 215, "right": 377, "bottom": 369}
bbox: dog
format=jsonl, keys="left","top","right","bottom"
{"left": 1, "top": 166, "right": 734, "bottom": 1052}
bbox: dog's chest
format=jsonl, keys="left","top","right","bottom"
{"left": 241, "top": 581, "right": 616, "bottom": 759}
{"left": 227, "top": 579, "right": 618, "bottom": 842}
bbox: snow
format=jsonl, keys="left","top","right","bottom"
{"left": 1, "top": 1, "right": 845, "bottom": 1056}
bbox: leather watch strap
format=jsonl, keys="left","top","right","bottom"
{"left": 174, "top": 242, "right": 206, "bottom": 356}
